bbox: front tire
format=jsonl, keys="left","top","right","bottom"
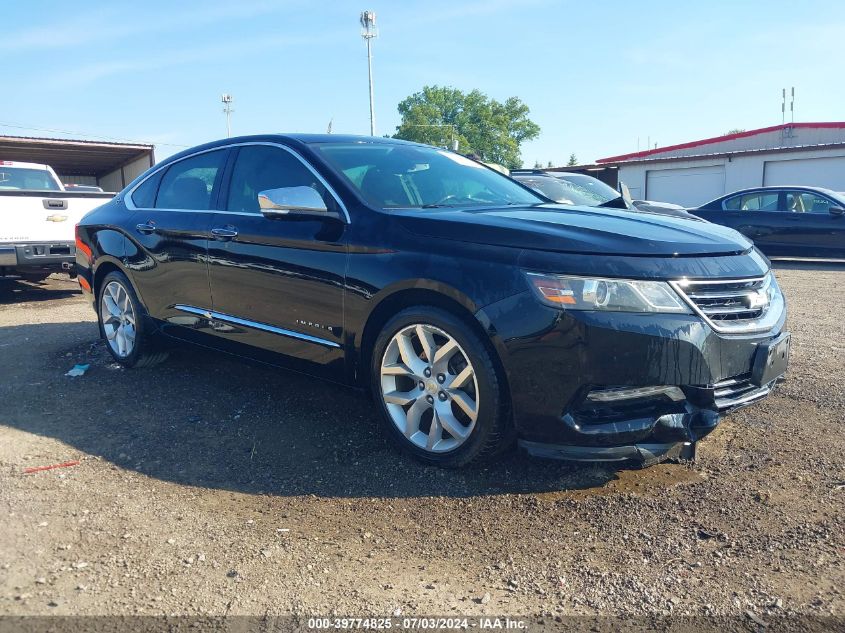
{"left": 371, "top": 307, "right": 511, "bottom": 467}
{"left": 97, "top": 271, "right": 167, "bottom": 368}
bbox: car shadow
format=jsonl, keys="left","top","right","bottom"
{"left": 0, "top": 276, "right": 81, "bottom": 305}
{"left": 0, "top": 321, "right": 624, "bottom": 498}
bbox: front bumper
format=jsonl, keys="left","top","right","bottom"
{"left": 0, "top": 242, "right": 76, "bottom": 274}
{"left": 478, "top": 290, "right": 787, "bottom": 462}
{"left": 519, "top": 439, "right": 696, "bottom": 465}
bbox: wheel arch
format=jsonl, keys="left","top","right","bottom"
{"left": 92, "top": 258, "right": 124, "bottom": 299}
{"left": 355, "top": 283, "right": 511, "bottom": 411}
{"left": 92, "top": 259, "right": 147, "bottom": 317}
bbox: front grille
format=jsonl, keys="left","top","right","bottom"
{"left": 712, "top": 374, "right": 773, "bottom": 411}
{"left": 671, "top": 275, "right": 781, "bottom": 333}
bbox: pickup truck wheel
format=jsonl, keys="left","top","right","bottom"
{"left": 98, "top": 271, "right": 167, "bottom": 368}
{"left": 371, "top": 307, "right": 511, "bottom": 467}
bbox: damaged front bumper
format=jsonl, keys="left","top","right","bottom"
{"left": 518, "top": 375, "right": 779, "bottom": 464}
{"left": 478, "top": 285, "right": 789, "bottom": 465}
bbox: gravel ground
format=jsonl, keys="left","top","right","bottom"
{"left": 0, "top": 266, "right": 843, "bottom": 626}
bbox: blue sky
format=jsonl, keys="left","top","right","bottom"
{"left": 2, "top": 1, "right": 843, "bottom": 166}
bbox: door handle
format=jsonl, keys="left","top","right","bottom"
{"left": 211, "top": 226, "right": 238, "bottom": 240}
{"left": 135, "top": 221, "right": 156, "bottom": 235}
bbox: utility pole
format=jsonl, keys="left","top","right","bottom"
{"left": 221, "top": 94, "right": 234, "bottom": 138}
{"left": 360, "top": 11, "right": 378, "bottom": 136}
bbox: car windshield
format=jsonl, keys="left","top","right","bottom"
{"left": 553, "top": 174, "right": 620, "bottom": 205}
{"left": 514, "top": 173, "right": 621, "bottom": 206}
{"left": 313, "top": 143, "right": 543, "bottom": 209}
{"left": 0, "top": 167, "right": 62, "bottom": 191}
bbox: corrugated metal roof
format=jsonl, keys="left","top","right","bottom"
{"left": 597, "top": 122, "right": 845, "bottom": 164}
{"left": 0, "top": 135, "right": 154, "bottom": 176}
{"left": 0, "top": 135, "right": 152, "bottom": 149}
{"left": 598, "top": 141, "right": 845, "bottom": 165}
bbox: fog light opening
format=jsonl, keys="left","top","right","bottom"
{"left": 586, "top": 386, "right": 685, "bottom": 403}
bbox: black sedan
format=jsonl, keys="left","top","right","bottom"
{"left": 75, "top": 135, "right": 788, "bottom": 468}
{"left": 691, "top": 186, "right": 845, "bottom": 260}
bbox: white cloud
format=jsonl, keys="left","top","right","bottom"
{"left": 0, "top": 0, "right": 292, "bottom": 53}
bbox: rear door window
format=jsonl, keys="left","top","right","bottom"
{"left": 156, "top": 150, "right": 227, "bottom": 210}
{"left": 724, "top": 192, "right": 779, "bottom": 211}
{"left": 130, "top": 171, "right": 163, "bottom": 208}
{"left": 0, "top": 167, "right": 62, "bottom": 191}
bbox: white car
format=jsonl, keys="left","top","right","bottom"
{"left": 0, "top": 161, "right": 113, "bottom": 280}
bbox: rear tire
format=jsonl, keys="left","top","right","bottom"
{"left": 371, "top": 307, "right": 512, "bottom": 467}
{"left": 97, "top": 271, "right": 168, "bottom": 368}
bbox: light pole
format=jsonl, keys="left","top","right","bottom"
{"left": 221, "top": 93, "right": 234, "bottom": 138}
{"left": 360, "top": 11, "right": 378, "bottom": 136}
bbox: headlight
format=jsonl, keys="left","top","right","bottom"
{"left": 526, "top": 273, "right": 692, "bottom": 313}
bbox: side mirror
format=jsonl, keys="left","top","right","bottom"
{"left": 829, "top": 206, "right": 845, "bottom": 217}
{"left": 258, "top": 186, "right": 329, "bottom": 217}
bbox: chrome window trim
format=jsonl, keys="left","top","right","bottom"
{"left": 669, "top": 274, "right": 784, "bottom": 334}
{"left": 125, "top": 141, "right": 350, "bottom": 223}
{"left": 174, "top": 304, "right": 341, "bottom": 349}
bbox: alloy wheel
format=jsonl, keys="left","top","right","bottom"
{"left": 100, "top": 281, "right": 137, "bottom": 358}
{"left": 380, "top": 323, "right": 479, "bottom": 453}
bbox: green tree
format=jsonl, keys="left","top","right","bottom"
{"left": 567, "top": 153, "right": 578, "bottom": 166}
{"left": 393, "top": 85, "right": 540, "bottom": 170}
{"left": 725, "top": 128, "right": 746, "bottom": 135}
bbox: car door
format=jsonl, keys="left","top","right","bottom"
{"left": 779, "top": 190, "right": 845, "bottom": 258}
{"left": 205, "top": 143, "right": 348, "bottom": 377}
{"left": 125, "top": 148, "right": 229, "bottom": 324}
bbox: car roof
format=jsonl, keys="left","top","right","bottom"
{"left": 511, "top": 170, "right": 580, "bottom": 179}
{"left": 203, "top": 133, "right": 426, "bottom": 148}
{"left": 511, "top": 172, "right": 556, "bottom": 179}
{"left": 153, "top": 134, "right": 438, "bottom": 171}
{"left": 0, "top": 160, "right": 51, "bottom": 170}
{"left": 720, "top": 185, "right": 832, "bottom": 197}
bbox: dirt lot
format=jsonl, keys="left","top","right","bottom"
{"left": 0, "top": 266, "right": 843, "bottom": 625}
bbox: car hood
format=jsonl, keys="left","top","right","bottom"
{"left": 393, "top": 204, "right": 751, "bottom": 257}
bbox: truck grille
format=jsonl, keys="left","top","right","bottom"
{"left": 670, "top": 274, "right": 782, "bottom": 334}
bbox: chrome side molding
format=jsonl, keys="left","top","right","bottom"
{"left": 174, "top": 304, "right": 341, "bottom": 349}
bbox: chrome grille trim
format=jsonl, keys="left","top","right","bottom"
{"left": 712, "top": 374, "right": 775, "bottom": 411}
{"left": 670, "top": 274, "right": 783, "bottom": 334}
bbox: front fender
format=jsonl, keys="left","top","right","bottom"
{"left": 352, "top": 277, "right": 481, "bottom": 352}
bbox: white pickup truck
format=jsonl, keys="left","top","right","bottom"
{"left": 0, "top": 161, "right": 113, "bottom": 280}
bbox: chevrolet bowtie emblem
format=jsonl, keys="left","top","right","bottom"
{"left": 46, "top": 214, "right": 68, "bottom": 222}
{"left": 745, "top": 290, "right": 768, "bottom": 309}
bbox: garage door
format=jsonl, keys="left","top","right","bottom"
{"left": 763, "top": 156, "right": 845, "bottom": 190}
{"left": 645, "top": 165, "right": 725, "bottom": 207}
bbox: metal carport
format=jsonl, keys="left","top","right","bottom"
{"left": 0, "top": 135, "right": 155, "bottom": 192}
